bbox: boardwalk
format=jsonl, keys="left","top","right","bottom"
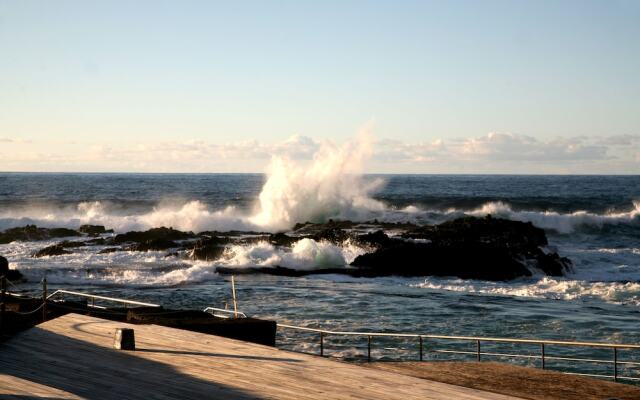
{"left": 0, "top": 314, "right": 523, "bottom": 399}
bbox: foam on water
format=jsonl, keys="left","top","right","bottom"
{"left": 465, "top": 200, "right": 640, "bottom": 234}
{"left": 1, "top": 237, "right": 368, "bottom": 286}
{"left": 413, "top": 276, "right": 640, "bottom": 306}
{"left": 218, "top": 239, "right": 368, "bottom": 271}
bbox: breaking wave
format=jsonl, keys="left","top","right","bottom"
{"left": 5, "top": 238, "right": 367, "bottom": 286}
{"left": 464, "top": 200, "right": 640, "bottom": 234}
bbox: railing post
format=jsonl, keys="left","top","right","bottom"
{"left": 320, "top": 332, "right": 324, "bottom": 357}
{"left": 476, "top": 340, "right": 481, "bottom": 361}
{"left": 0, "top": 274, "right": 6, "bottom": 334}
{"left": 541, "top": 343, "right": 545, "bottom": 369}
{"left": 41, "top": 278, "right": 47, "bottom": 322}
{"left": 419, "top": 336, "right": 423, "bottom": 361}
{"left": 367, "top": 336, "right": 372, "bottom": 362}
{"left": 613, "top": 347, "right": 618, "bottom": 382}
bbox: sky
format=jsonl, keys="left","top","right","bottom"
{"left": 0, "top": 0, "right": 639, "bottom": 174}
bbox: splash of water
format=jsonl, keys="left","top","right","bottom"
{"left": 249, "top": 128, "right": 385, "bottom": 231}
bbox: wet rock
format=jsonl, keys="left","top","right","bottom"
{"left": 98, "top": 247, "right": 120, "bottom": 254}
{"left": 125, "top": 238, "right": 179, "bottom": 252}
{"left": 188, "top": 237, "right": 229, "bottom": 261}
{"left": 216, "top": 216, "right": 572, "bottom": 281}
{"left": 311, "top": 228, "right": 353, "bottom": 244}
{"left": 268, "top": 233, "right": 298, "bottom": 247}
{"left": 79, "top": 224, "right": 113, "bottom": 235}
{"left": 85, "top": 238, "right": 107, "bottom": 245}
{"left": 57, "top": 240, "right": 87, "bottom": 248}
{"left": 0, "top": 225, "right": 80, "bottom": 244}
{"left": 6, "top": 269, "right": 23, "bottom": 281}
{"left": 354, "top": 230, "right": 394, "bottom": 248}
{"left": 351, "top": 216, "right": 571, "bottom": 280}
{"left": 33, "top": 244, "right": 72, "bottom": 257}
{"left": 113, "top": 227, "right": 195, "bottom": 244}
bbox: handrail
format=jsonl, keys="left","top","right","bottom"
{"left": 277, "top": 324, "right": 640, "bottom": 349}
{"left": 203, "top": 307, "right": 247, "bottom": 318}
{"left": 277, "top": 323, "right": 640, "bottom": 382}
{"left": 46, "top": 290, "right": 160, "bottom": 308}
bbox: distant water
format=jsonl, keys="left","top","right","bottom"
{"left": 1, "top": 173, "right": 639, "bottom": 373}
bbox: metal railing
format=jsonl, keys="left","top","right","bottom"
{"left": 46, "top": 290, "right": 160, "bottom": 309}
{"left": 278, "top": 324, "right": 640, "bottom": 382}
{"left": 203, "top": 307, "right": 247, "bottom": 319}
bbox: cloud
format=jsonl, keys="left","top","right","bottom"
{"left": 452, "top": 132, "right": 610, "bottom": 162}
{"left": 0, "top": 137, "right": 31, "bottom": 144}
{"left": 0, "top": 133, "right": 638, "bottom": 173}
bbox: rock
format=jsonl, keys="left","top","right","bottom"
{"left": 57, "top": 240, "right": 87, "bottom": 248}
{"left": 311, "top": 228, "right": 352, "bottom": 244}
{"left": 79, "top": 225, "right": 113, "bottom": 235}
{"left": 188, "top": 237, "right": 228, "bottom": 261}
{"left": 351, "top": 216, "right": 571, "bottom": 280}
{"left": 268, "top": 233, "right": 298, "bottom": 247}
{"left": 125, "top": 238, "right": 179, "bottom": 252}
{"left": 0, "top": 225, "right": 80, "bottom": 244}
{"left": 33, "top": 244, "right": 72, "bottom": 257}
{"left": 113, "top": 227, "right": 195, "bottom": 244}
{"left": 350, "top": 242, "right": 533, "bottom": 280}
{"left": 98, "top": 247, "right": 120, "bottom": 254}
{"left": 215, "top": 216, "right": 572, "bottom": 281}
{"left": 6, "top": 269, "right": 23, "bottom": 281}
{"left": 354, "top": 230, "right": 393, "bottom": 248}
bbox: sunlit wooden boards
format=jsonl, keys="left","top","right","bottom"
{"left": 0, "top": 314, "right": 523, "bottom": 400}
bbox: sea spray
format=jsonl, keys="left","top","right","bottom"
{"left": 249, "top": 128, "right": 385, "bottom": 230}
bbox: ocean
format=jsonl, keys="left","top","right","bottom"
{"left": 1, "top": 173, "right": 639, "bottom": 371}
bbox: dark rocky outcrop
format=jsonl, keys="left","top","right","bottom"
{"left": 79, "top": 224, "right": 113, "bottom": 235}
{"left": 350, "top": 216, "right": 571, "bottom": 280}
{"left": 33, "top": 244, "right": 72, "bottom": 257}
{"left": 113, "top": 227, "right": 195, "bottom": 244}
{"left": 311, "top": 228, "right": 353, "bottom": 245}
{"left": 98, "top": 247, "right": 120, "bottom": 254}
{"left": 5, "top": 269, "right": 23, "bottom": 281}
{"left": 0, "top": 225, "right": 80, "bottom": 244}
{"left": 125, "top": 238, "right": 179, "bottom": 252}
{"left": 217, "top": 216, "right": 571, "bottom": 281}
{"left": 188, "top": 236, "right": 229, "bottom": 261}
{"left": 268, "top": 233, "right": 298, "bottom": 247}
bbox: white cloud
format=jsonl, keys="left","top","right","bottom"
{"left": 0, "top": 133, "right": 638, "bottom": 173}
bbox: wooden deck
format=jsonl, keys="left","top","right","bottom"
{"left": 0, "top": 314, "right": 524, "bottom": 399}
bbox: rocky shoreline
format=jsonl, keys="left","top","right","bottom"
{"left": 1, "top": 216, "right": 572, "bottom": 282}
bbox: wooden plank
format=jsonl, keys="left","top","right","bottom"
{"left": 0, "top": 314, "right": 525, "bottom": 400}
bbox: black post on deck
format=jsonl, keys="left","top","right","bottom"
{"left": 367, "top": 336, "right": 372, "bottom": 362}
{"left": 476, "top": 340, "right": 481, "bottom": 361}
{"left": 319, "top": 332, "right": 324, "bottom": 357}
{"left": 41, "top": 278, "right": 47, "bottom": 322}
{"left": 541, "top": 343, "right": 546, "bottom": 370}
{"left": 419, "top": 336, "right": 423, "bottom": 361}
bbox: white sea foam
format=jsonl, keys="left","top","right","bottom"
{"left": 465, "top": 200, "right": 640, "bottom": 234}
{"left": 413, "top": 276, "right": 640, "bottom": 306}
{"left": 217, "top": 238, "right": 367, "bottom": 271}
{"left": 1, "top": 237, "right": 368, "bottom": 286}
